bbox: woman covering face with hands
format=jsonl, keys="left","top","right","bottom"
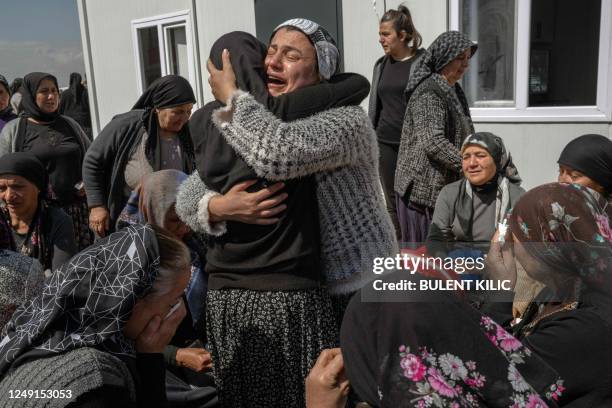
{"left": 0, "top": 224, "right": 191, "bottom": 407}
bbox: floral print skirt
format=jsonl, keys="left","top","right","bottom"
{"left": 206, "top": 287, "right": 338, "bottom": 408}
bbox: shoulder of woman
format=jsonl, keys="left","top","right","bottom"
{"left": 0, "top": 116, "right": 20, "bottom": 138}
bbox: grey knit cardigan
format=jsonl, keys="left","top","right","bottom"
{"left": 394, "top": 74, "right": 474, "bottom": 209}
{"left": 0, "top": 347, "right": 136, "bottom": 407}
{"left": 177, "top": 91, "right": 398, "bottom": 294}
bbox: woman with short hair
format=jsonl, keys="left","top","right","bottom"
{"left": 0, "top": 224, "right": 192, "bottom": 407}
{"left": 394, "top": 31, "right": 477, "bottom": 242}
{"left": 0, "top": 72, "right": 92, "bottom": 250}
{"left": 83, "top": 75, "right": 196, "bottom": 238}
{"left": 0, "top": 152, "right": 77, "bottom": 272}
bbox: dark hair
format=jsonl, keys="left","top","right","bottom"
{"left": 380, "top": 6, "right": 422, "bottom": 52}
{"left": 9, "top": 78, "right": 23, "bottom": 95}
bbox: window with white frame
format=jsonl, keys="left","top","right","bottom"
{"left": 450, "top": 0, "right": 612, "bottom": 122}
{"left": 131, "top": 11, "right": 196, "bottom": 95}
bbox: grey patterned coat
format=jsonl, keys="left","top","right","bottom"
{"left": 394, "top": 73, "right": 474, "bottom": 209}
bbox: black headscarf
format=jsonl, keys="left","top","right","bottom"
{"left": 68, "top": 72, "right": 84, "bottom": 104}
{"left": 558, "top": 134, "right": 612, "bottom": 194}
{"left": 9, "top": 78, "right": 22, "bottom": 96}
{"left": 192, "top": 32, "right": 268, "bottom": 190}
{"left": 0, "top": 152, "right": 46, "bottom": 193}
{"left": 132, "top": 75, "right": 196, "bottom": 174}
{"left": 132, "top": 74, "right": 196, "bottom": 110}
{"left": 0, "top": 224, "right": 161, "bottom": 376}
{"left": 0, "top": 152, "right": 51, "bottom": 269}
{"left": 20, "top": 72, "right": 60, "bottom": 122}
{"left": 0, "top": 75, "right": 17, "bottom": 123}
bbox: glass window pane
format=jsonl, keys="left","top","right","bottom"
{"left": 138, "top": 27, "right": 161, "bottom": 88}
{"left": 461, "top": 0, "right": 516, "bottom": 107}
{"left": 529, "top": 0, "right": 600, "bottom": 106}
{"left": 166, "top": 25, "right": 189, "bottom": 78}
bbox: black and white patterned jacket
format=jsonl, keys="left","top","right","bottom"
{"left": 394, "top": 74, "right": 474, "bottom": 209}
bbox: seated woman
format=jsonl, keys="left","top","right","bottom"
{"left": 0, "top": 224, "right": 193, "bottom": 407}
{"left": 116, "top": 170, "right": 211, "bottom": 376}
{"left": 0, "top": 250, "right": 44, "bottom": 331}
{"left": 558, "top": 133, "right": 612, "bottom": 203}
{"left": 341, "top": 183, "right": 612, "bottom": 407}
{"left": 0, "top": 152, "right": 77, "bottom": 272}
{"left": 428, "top": 132, "right": 524, "bottom": 244}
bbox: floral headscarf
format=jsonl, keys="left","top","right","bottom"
{"left": 509, "top": 183, "right": 612, "bottom": 295}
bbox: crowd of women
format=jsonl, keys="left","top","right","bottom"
{"left": 0, "top": 6, "right": 611, "bottom": 408}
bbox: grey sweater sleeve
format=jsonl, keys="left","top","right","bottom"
{"left": 212, "top": 91, "right": 372, "bottom": 180}
{"left": 411, "top": 91, "right": 462, "bottom": 173}
{"left": 175, "top": 172, "right": 226, "bottom": 236}
{"left": 427, "top": 184, "right": 456, "bottom": 242}
{"left": 0, "top": 119, "right": 17, "bottom": 156}
{"left": 49, "top": 209, "right": 78, "bottom": 271}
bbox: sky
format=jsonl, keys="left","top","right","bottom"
{"left": 0, "top": 0, "right": 85, "bottom": 88}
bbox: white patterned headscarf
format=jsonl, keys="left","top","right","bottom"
{"left": 274, "top": 18, "right": 340, "bottom": 80}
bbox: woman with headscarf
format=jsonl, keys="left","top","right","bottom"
{"left": 58, "top": 72, "right": 92, "bottom": 138}
{"left": 558, "top": 134, "right": 612, "bottom": 202}
{"left": 176, "top": 27, "right": 377, "bottom": 407}
{"left": 0, "top": 72, "right": 92, "bottom": 251}
{"left": 0, "top": 75, "right": 18, "bottom": 133}
{"left": 0, "top": 152, "right": 77, "bottom": 272}
{"left": 394, "top": 31, "right": 477, "bottom": 243}
{"left": 341, "top": 183, "right": 612, "bottom": 407}
{"left": 0, "top": 224, "right": 193, "bottom": 407}
{"left": 83, "top": 75, "right": 196, "bottom": 238}
{"left": 428, "top": 132, "right": 524, "bottom": 244}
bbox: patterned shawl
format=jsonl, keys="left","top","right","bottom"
{"left": 509, "top": 183, "right": 612, "bottom": 297}
{"left": 0, "top": 224, "right": 160, "bottom": 376}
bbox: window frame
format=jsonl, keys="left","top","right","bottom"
{"left": 449, "top": 0, "right": 612, "bottom": 122}
{"left": 131, "top": 10, "right": 197, "bottom": 98}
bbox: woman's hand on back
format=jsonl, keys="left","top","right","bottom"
{"left": 208, "top": 180, "right": 288, "bottom": 225}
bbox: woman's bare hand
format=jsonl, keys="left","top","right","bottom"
{"left": 89, "top": 206, "right": 110, "bottom": 237}
{"left": 135, "top": 300, "right": 187, "bottom": 354}
{"left": 208, "top": 180, "right": 288, "bottom": 225}
{"left": 176, "top": 348, "right": 213, "bottom": 372}
{"left": 207, "top": 49, "right": 238, "bottom": 104}
{"left": 306, "top": 348, "right": 350, "bottom": 408}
